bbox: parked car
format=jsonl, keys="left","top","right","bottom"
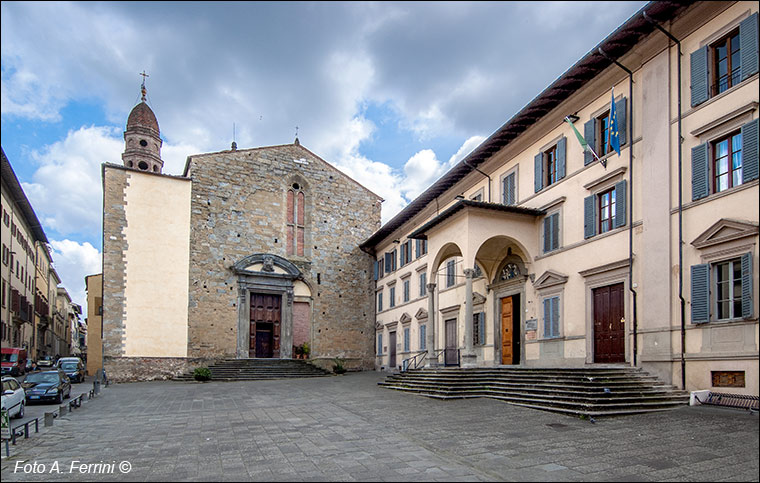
{"left": 22, "top": 370, "right": 71, "bottom": 404}
{"left": 55, "top": 357, "right": 83, "bottom": 368}
{"left": 36, "top": 356, "right": 54, "bottom": 369}
{"left": 1, "top": 347, "right": 28, "bottom": 377}
{"left": 1, "top": 376, "right": 26, "bottom": 419}
{"left": 58, "top": 359, "right": 85, "bottom": 383}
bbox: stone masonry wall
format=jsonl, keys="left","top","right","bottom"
{"left": 186, "top": 144, "right": 381, "bottom": 368}
{"left": 103, "top": 356, "right": 223, "bottom": 383}
{"left": 101, "top": 166, "right": 129, "bottom": 359}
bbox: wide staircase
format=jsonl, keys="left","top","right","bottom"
{"left": 379, "top": 366, "right": 690, "bottom": 417}
{"left": 175, "top": 358, "right": 331, "bottom": 382}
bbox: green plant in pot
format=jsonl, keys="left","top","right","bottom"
{"left": 333, "top": 357, "right": 346, "bottom": 374}
{"left": 302, "top": 342, "right": 310, "bottom": 359}
{"left": 193, "top": 367, "right": 211, "bottom": 381}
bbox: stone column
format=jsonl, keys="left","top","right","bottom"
{"left": 461, "top": 268, "right": 477, "bottom": 368}
{"left": 425, "top": 282, "right": 437, "bottom": 368}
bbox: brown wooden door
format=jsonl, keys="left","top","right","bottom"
{"left": 593, "top": 283, "right": 625, "bottom": 363}
{"left": 389, "top": 331, "right": 397, "bottom": 369}
{"left": 501, "top": 296, "right": 514, "bottom": 365}
{"left": 444, "top": 318, "right": 458, "bottom": 366}
{"left": 250, "top": 293, "right": 281, "bottom": 358}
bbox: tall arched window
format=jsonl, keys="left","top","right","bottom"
{"left": 287, "top": 184, "right": 305, "bottom": 256}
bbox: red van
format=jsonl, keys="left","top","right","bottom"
{"left": 1, "top": 347, "right": 27, "bottom": 377}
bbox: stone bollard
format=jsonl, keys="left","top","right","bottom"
{"left": 59, "top": 405, "right": 68, "bottom": 415}
{"left": 44, "top": 412, "right": 55, "bottom": 427}
{"left": 94, "top": 379, "right": 100, "bottom": 395}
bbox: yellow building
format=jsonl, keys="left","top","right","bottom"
{"left": 85, "top": 273, "right": 103, "bottom": 376}
{"left": 363, "top": 1, "right": 759, "bottom": 396}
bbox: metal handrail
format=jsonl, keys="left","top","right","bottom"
{"left": 401, "top": 351, "right": 427, "bottom": 372}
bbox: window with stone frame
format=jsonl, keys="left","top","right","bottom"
{"left": 419, "top": 272, "right": 427, "bottom": 297}
{"left": 377, "top": 291, "right": 383, "bottom": 312}
{"left": 714, "top": 257, "right": 744, "bottom": 320}
{"left": 403, "top": 279, "right": 410, "bottom": 303}
{"left": 389, "top": 286, "right": 396, "bottom": 308}
{"left": 286, "top": 184, "right": 306, "bottom": 256}
{"left": 419, "top": 324, "right": 426, "bottom": 350}
{"left": 377, "top": 333, "right": 383, "bottom": 355}
{"left": 415, "top": 239, "right": 428, "bottom": 259}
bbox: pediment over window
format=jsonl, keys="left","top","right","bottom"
{"left": 232, "top": 253, "right": 302, "bottom": 279}
{"left": 415, "top": 308, "right": 428, "bottom": 320}
{"left": 691, "top": 219, "right": 759, "bottom": 249}
{"left": 385, "top": 321, "right": 398, "bottom": 330}
{"left": 399, "top": 313, "right": 412, "bottom": 324}
{"left": 472, "top": 292, "right": 486, "bottom": 306}
{"left": 375, "top": 321, "right": 383, "bottom": 331}
{"left": 533, "top": 270, "right": 569, "bottom": 289}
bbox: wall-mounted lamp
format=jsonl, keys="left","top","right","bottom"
{"left": 565, "top": 114, "right": 580, "bottom": 123}
{"left": 393, "top": 239, "right": 400, "bottom": 244}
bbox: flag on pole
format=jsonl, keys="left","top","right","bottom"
{"left": 609, "top": 87, "right": 621, "bottom": 157}
{"left": 565, "top": 116, "right": 600, "bottom": 163}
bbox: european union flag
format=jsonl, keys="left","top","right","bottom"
{"left": 609, "top": 88, "right": 621, "bottom": 157}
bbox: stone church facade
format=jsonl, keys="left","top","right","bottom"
{"left": 102, "top": 89, "right": 382, "bottom": 381}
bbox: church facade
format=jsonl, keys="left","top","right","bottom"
{"left": 102, "top": 89, "right": 382, "bottom": 381}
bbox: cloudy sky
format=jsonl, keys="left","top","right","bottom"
{"left": 1, "top": 1, "right": 646, "bottom": 311}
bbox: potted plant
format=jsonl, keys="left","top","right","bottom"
{"left": 193, "top": 367, "right": 211, "bottom": 382}
{"left": 302, "top": 342, "right": 310, "bottom": 360}
{"left": 293, "top": 344, "right": 302, "bottom": 359}
{"left": 332, "top": 357, "right": 346, "bottom": 375}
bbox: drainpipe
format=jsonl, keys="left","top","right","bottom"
{"left": 598, "top": 47, "right": 637, "bottom": 367}
{"left": 463, "top": 159, "right": 492, "bottom": 202}
{"left": 644, "top": 11, "right": 685, "bottom": 391}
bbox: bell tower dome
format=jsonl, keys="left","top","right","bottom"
{"left": 122, "top": 73, "right": 163, "bottom": 173}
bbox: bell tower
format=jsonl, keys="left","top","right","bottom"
{"left": 122, "top": 72, "right": 164, "bottom": 173}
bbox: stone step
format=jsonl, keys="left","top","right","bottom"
{"left": 380, "top": 367, "right": 688, "bottom": 417}
{"left": 174, "top": 358, "right": 331, "bottom": 381}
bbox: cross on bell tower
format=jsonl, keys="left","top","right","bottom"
{"left": 139, "top": 70, "right": 149, "bottom": 102}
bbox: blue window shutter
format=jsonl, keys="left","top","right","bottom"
{"left": 400, "top": 245, "right": 406, "bottom": 266}
{"left": 690, "top": 264, "right": 710, "bottom": 323}
{"left": 373, "top": 261, "right": 378, "bottom": 281}
{"left": 615, "top": 97, "right": 627, "bottom": 146}
{"left": 614, "top": 180, "right": 627, "bottom": 229}
{"left": 415, "top": 239, "right": 420, "bottom": 258}
{"left": 543, "top": 216, "right": 552, "bottom": 253}
{"left": 378, "top": 334, "right": 382, "bottom": 355}
{"left": 552, "top": 297, "right": 560, "bottom": 337}
{"left": 478, "top": 313, "right": 485, "bottom": 345}
{"left": 740, "top": 12, "right": 759, "bottom": 81}
{"left": 690, "top": 46, "right": 709, "bottom": 107}
{"left": 420, "top": 325, "right": 426, "bottom": 350}
{"left": 543, "top": 298, "right": 551, "bottom": 337}
{"left": 741, "top": 252, "right": 754, "bottom": 318}
{"left": 404, "top": 328, "right": 410, "bottom": 352}
{"left": 742, "top": 118, "right": 759, "bottom": 182}
{"left": 551, "top": 213, "right": 559, "bottom": 250}
{"left": 691, "top": 143, "right": 709, "bottom": 201}
{"left": 584, "top": 195, "right": 596, "bottom": 239}
{"left": 534, "top": 152, "right": 544, "bottom": 192}
{"left": 557, "top": 137, "right": 567, "bottom": 180}
{"left": 507, "top": 172, "right": 516, "bottom": 205}
{"left": 584, "top": 119, "right": 597, "bottom": 165}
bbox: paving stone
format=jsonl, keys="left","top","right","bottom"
{"left": 0, "top": 372, "right": 757, "bottom": 482}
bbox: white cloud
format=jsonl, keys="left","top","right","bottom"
{"left": 22, "top": 126, "right": 122, "bottom": 239}
{"left": 49, "top": 239, "right": 101, "bottom": 314}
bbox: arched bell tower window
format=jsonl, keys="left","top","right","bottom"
{"left": 287, "top": 183, "right": 305, "bottom": 256}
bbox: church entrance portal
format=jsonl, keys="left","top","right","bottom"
{"left": 249, "top": 293, "right": 281, "bottom": 358}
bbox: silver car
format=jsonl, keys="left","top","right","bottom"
{"left": 1, "top": 376, "right": 26, "bottom": 419}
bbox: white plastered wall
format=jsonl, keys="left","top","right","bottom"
{"left": 123, "top": 172, "right": 191, "bottom": 357}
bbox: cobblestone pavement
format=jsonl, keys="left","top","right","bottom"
{"left": 1, "top": 372, "right": 758, "bottom": 482}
